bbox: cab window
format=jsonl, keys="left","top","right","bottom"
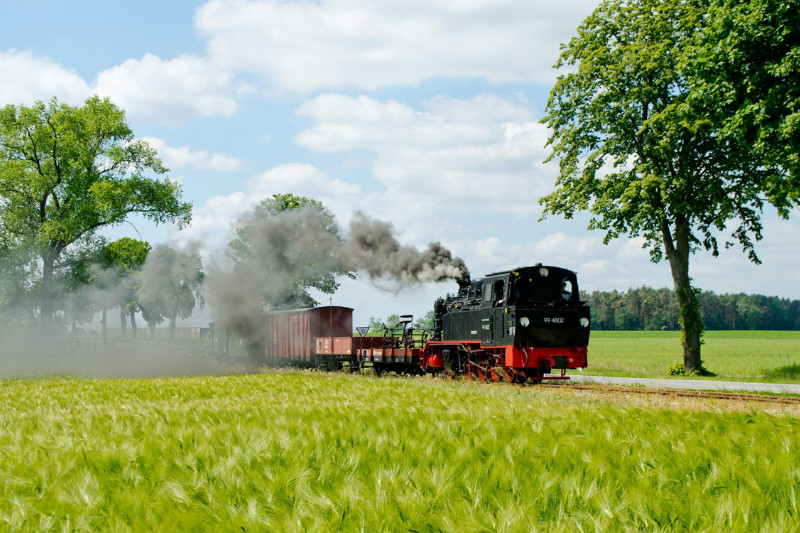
{"left": 493, "top": 280, "right": 505, "bottom": 306}
{"left": 561, "top": 279, "right": 573, "bottom": 300}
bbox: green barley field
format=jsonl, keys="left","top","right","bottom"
{"left": 2, "top": 372, "right": 799, "bottom": 531}
{"left": 571, "top": 330, "right": 800, "bottom": 381}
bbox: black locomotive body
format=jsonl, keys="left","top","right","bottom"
{"left": 425, "top": 264, "right": 590, "bottom": 381}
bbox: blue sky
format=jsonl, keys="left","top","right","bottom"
{"left": 2, "top": 0, "right": 798, "bottom": 326}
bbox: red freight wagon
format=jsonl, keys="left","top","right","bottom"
{"left": 264, "top": 306, "right": 353, "bottom": 366}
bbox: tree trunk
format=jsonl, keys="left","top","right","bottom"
{"left": 662, "top": 219, "right": 703, "bottom": 372}
{"left": 101, "top": 308, "right": 108, "bottom": 345}
{"left": 130, "top": 310, "right": 138, "bottom": 338}
{"left": 40, "top": 251, "right": 56, "bottom": 335}
{"left": 40, "top": 243, "right": 66, "bottom": 336}
{"left": 169, "top": 317, "right": 176, "bottom": 340}
{"left": 148, "top": 322, "right": 156, "bottom": 341}
{"left": 119, "top": 302, "right": 127, "bottom": 337}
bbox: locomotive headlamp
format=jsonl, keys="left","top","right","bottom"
{"left": 520, "top": 317, "right": 530, "bottom": 327}
{"left": 539, "top": 267, "right": 549, "bottom": 277}
{"left": 580, "top": 317, "right": 590, "bottom": 328}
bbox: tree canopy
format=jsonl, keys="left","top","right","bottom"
{"left": 100, "top": 237, "right": 151, "bottom": 337}
{"left": 0, "top": 96, "right": 192, "bottom": 332}
{"left": 540, "top": 0, "right": 799, "bottom": 372}
{"left": 684, "top": 0, "right": 800, "bottom": 199}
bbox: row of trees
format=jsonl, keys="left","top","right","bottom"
{"left": 0, "top": 234, "right": 205, "bottom": 340}
{"left": 0, "top": 96, "right": 201, "bottom": 339}
{"left": 583, "top": 288, "right": 800, "bottom": 331}
{"left": 366, "top": 287, "right": 800, "bottom": 335}
{"left": 0, "top": 87, "right": 345, "bottom": 341}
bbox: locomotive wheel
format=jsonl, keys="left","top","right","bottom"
{"left": 502, "top": 367, "right": 527, "bottom": 384}
{"left": 477, "top": 367, "right": 488, "bottom": 382}
{"left": 489, "top": 367, "right": 502, "bottom": 382}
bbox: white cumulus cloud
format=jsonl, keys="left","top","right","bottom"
{"left": 95, "top": 53, "right": 239, "bottom": 124}
{"left": 0, "top": 50, "right": 91, "bottom": 106}
{"left": 195, "top": 0, "right": 599, "bottom": 91}
{"left": 534, "top": 232, "right": 600, "bottom": 259}
{"left": 295, "top": 93, "right": 556, "bottom": 218}
{"left": 179, "top": 163, "right": 362, "bottom": 245}
{"left": 248, "top": 163, "right": 361, "bottom": 199}
{"left": 3, "top": 0, "right": 599, "bottom": 122}
{"left": 143, "top": 137, "right": 244, "bottom": 172}
{"left": 1, "top": 49, "right": 243, "bottom": 124}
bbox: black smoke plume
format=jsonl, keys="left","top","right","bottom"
{"left": 205, "top": 207, "right": 470, "bottom": 363}
{"left": 344, "top": 212, "right": 470, "bottom": 283}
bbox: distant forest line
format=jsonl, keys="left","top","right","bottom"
{"left": 581, "top": 288, "right": 800, "bottom": 331}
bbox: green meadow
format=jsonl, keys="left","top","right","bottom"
{"left": 1, "top": 372, "right": 799, "bottom": 531}
{"left": 573, "top": 330, "right": 800, "bottom": 382}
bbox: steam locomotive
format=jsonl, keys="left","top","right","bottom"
{"left": 212, "top": 264, "right": 590, "bottom": 382}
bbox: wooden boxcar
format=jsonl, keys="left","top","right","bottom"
{"left": 264, "top": 306, "right": 354, "bottom": 367}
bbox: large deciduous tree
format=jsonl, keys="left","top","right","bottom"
{"left": 208, "top": 193, "right": 353, "bottom": 365}
{"left": 0, "top": 96, "right": 191, "bottom": 333}
{"left": 539, "top": 0, "right": 799, "bottom": 372}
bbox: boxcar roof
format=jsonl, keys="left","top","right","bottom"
{"left": 264, "top": 305, "right": 354, "bottom": 315}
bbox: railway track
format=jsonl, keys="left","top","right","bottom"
{"left": 546, "top": 383, "right": 800, "bottom": 404}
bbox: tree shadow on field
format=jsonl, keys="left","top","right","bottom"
{"left": 763, "top": 364, "right": 800, "bottom": 382}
